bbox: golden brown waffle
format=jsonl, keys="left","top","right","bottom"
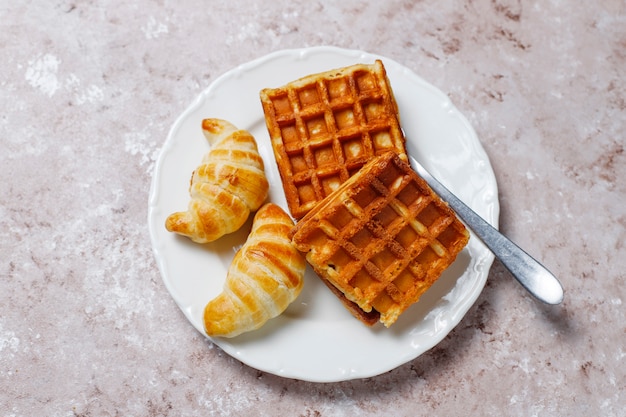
{"left": 290, "top": 152, "right": 470, "bottom": 327}
{"left": 260, "top": 60, "right": 408, "bottom": 219}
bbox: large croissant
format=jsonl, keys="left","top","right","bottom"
{"left": 165, "top": 119, "right": 269, "bottom": 243}
{"left": 204, "top": 203, "right": 306, "bottom": 338}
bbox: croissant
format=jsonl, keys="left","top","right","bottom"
{"left": 165, "top": 118, "right": 269, "bottom": 243}
{"left": 204, "top": 203, "right": 306, "bottom": 338}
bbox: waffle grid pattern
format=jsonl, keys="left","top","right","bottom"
{"left": 261, "top": 61, "right": 407, "bottom": 219}
{"left": 292, "top": 153, "right": 469, "bottom": 327}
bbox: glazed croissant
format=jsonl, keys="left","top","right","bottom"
{"left": 165, "top": 119, "right": 269, "bottom": 243}
{"left": 204, "top": 203, "right": 306, "bottom": 338}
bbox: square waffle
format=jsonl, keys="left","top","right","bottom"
{"left": 290, "top": 151, "right": 470, "bottom": 327}
{"left": 260, "top": 60, "right": 408, "bottom": 219}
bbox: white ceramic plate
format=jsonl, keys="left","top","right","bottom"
{"left": 148, "top": 46, "right": 499, "bottom": 382}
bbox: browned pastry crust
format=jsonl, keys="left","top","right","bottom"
{"left": 290, "top": 152, "right": 470, "bottom": 327}
{"left": 165, "top": 119, "right": 269, "bottom": 243}
{"left": 204, "top": 203, "right": 306, "bottom": 338}
{"left": 260, "top": 60, "right": 408, "bottom": 220}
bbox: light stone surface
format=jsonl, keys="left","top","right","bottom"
{"left": 2, "top": 1, "right": 625, "bottom": 415}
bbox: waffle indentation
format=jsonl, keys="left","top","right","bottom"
{"left": 298, "top": 86, "right": 321, "bottom": 108}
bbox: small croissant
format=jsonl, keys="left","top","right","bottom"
{"left": 165, "top": 119, "right": 269, "bottom": 243}
{"left": 204, "top": 203, "right": 306, "bottom": 338}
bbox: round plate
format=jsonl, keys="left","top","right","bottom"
{"left": 148, "top": 46, "right": 499, "bottom": 382}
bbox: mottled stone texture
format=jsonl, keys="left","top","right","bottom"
{"left": 1, "top": 0, "right": 625, "bottom": 416}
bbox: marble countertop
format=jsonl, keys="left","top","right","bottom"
{"left": 2, "top": 1, "right": 625, "bottom": 415}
